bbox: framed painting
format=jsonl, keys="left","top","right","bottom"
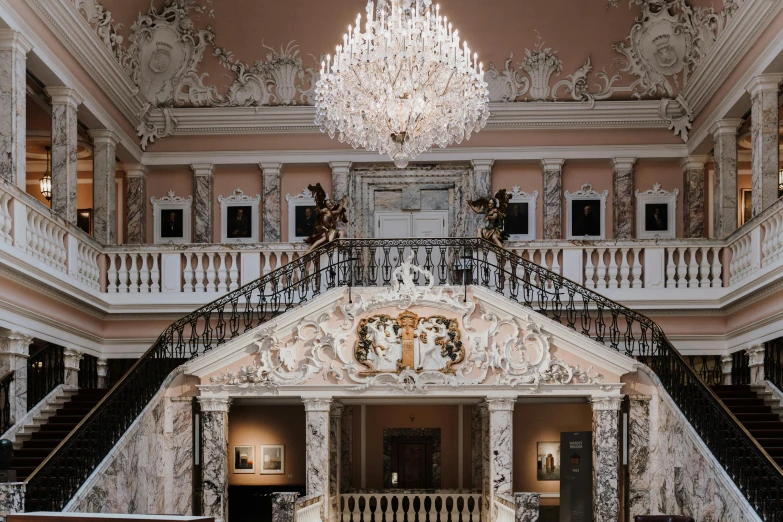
{"left": 504, "top": 186, "right": 537, "bottom": 241}
{"left": 219, "top": 189, "right": 260, "bottom": 243}
{"left": 635, "top": 183, "right": 678, "bottom": 239}
{"left": 740, "top": 188, "right": 752, "bottom": 226}
{"left": 286, "top": 189, "right": 319, "bottom": 242}
{"left": 260, "top": 444, "right": 285, "bottom": 474}
{"left": 76, "top": 208, "right": 93, "bottom": 236}
{"left": 537, "top": 441, "right": 560, "bottom": 481}
{"left": 233, "top": 445, "right": 255, "bottom": 474}
{"left": 565, "top": 183, "right": 608, "bottom": 240}
{"left": 150, "top": 190, "right": 192, "bottom": 244}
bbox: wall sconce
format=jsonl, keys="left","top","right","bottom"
{"left": 39, "top": 146, "right": 52, "bottom": 202}
{"left": 391, "top": 472, "right": 398, "bottom": 487}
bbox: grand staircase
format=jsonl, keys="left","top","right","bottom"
{"left": 18, "top": 238, "right": 783, "bottom": 521}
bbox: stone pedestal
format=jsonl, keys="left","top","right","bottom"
{"left": 260, "top": 163, "right": 282, "bottom": 243}
{"left": 680, "top": 156, "right": 708, "bottom": 238}
{"left": 711, "top": 119, "right": 742, "bottom": 238}
{"left": 303, "top": 397, "right": 332, "bottom": 520}
{"left": 125, "top": 164, "right": 148, "bottom": 244}
{"left": 628, "top": 395, "right": 651, "bottom": 518}
{"left": 486, "top": 397, "right": 515, "bottom": 518}
{"left": 329, "top": 403, "right": 344, "bottom": 521}
{"left": 97, "top": 357, "right": 108, "bottom": 388}
{"left": 746, "top": 74, "right": 783, "bottom": 216}
{"left": 470, "top": 160, "right": 494, "bottom": 236}
{"left": 89, "top": 130, "right": 119, "bottom": 244}
{"left": 612, "top": 158, "right": 636, "bottom": 239}
{"left": 46, "top": 87, "right": 83, "bottom": 225}
{"left": 747, "top": 345, "right": 766, "bottom": 384}
{"left": 192, "top": 163, "right": 215, "bottom": 243}
{"left": 0, "top": 30, "right": 33, "bottom": 190}
{"left": 0, "top": 332, "right": 32, "bottom": 423}
{"left": 63, "top": 348, "right": 83, "bottom": 387}
{"left": 329, "top": 161, "right": 352, "bottom": 201}
{"left": 514, "top": 492, "right": 540, "bottom": 522}
{"left": 199, "top": 397, "right": 231, "bottom": 522}
{"left": 590, "top": 396, "right": 622, "bottom": 522}
{"left": 542, "top": 159, "right": 565, "bottom": 239}
{"left": 721, "top": 354, "right": 733, "bottom": 385}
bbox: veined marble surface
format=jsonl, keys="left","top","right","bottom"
{"left": 202, "top": 409, "right": 229, "bottom": 522}
{"left": 340, "top": 406, "right": 353, "bottom": 490}
{"left": 92, "top": 138, "right": 117, "bottom": 244}
{"left": 272, "top": 492, "right": 298, "bottom": 522}
{"left": 629, "top": 396, "right": 651, "bottom": 517}
{"left": 713, "top": 129, "right": 738, "bottom": 238}
{"left": 0, "top": 483, "right": 24, "bottom": 522}
{"left": 0, "top": 44, "right": 27, "bottom": 190}
{"left": 194, "top": 174, "right": 214, "bottom": 243}
{"left": 613, "top": 167, "right": 633, "bottom": 239}
{"left": 263, "top": 168, "right": 281, "bottom": 243}
{"left": 126, "top": 174, "right": 147, "bottom": 244}
{"left": 543, "top": 167, "right": 562, "bottom": 239}
{"left": 514, "top": 492, "right": 540, "bottom": 522}
{"left": 683, "top": 165, "right": 705, "bottom": 238}
{"left": 487, "top": 405, "right": 513, "bottom": 498}
{"left": 751, "top": 89, "right": 780, "bottom": 216}
{"left": 329, "top": 405, "right": 343, "bottom": 498}
{"left": 471, "top": 405, "right": 483, "bottom": 490}
{"left": 304, "top": 404, "right": 330, "bottom": 519}
{"left": 50, "top": 101, "right": 79, "bottom": 225}
{"left": 592, "top": 408, "right": 620, "bottom": 522}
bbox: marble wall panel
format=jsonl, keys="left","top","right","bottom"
{"left": 165, "top": 398, "right": 193, "bottom": 515}
{"left": 0, "top": 483, "right": 24, "bottom": 522}
{"left": 682, "top": 161, "right": 706, "bottom": 238}
{"left": 261, "top": 164, "right": 282, "bottom": 243}
{"left": 374, "top": 190, "right": 402, "bottom": 212}
{"left": 50, "top": 101, "right": 80, "bottom": 224}
{"left": 272, "top": 492, "right": 298, "bottom": 522}
{"left": 0, "top": 32, "right": 31, "bottom": 190}
{"left": 750, "top": 88, "right": 780, "bottom": 215}
{"left": 126, "top": 168, "right": 148, "bottom": 244}
{"left": 421, "top": 189, "right": 450, "bottom": 211}
{"left": 629, "top": 396, "right": 651, "bottom": 518}
{"left": 202, "top": 409, "right": 229, "bottom": 522}
{"left": 712, "top": 121, "right": 740, "bottom": 238}
{"left": 194, "top": 169, "right": 214, "bottom": 243}
{"left": 542, "top": 162, "right": 563, "bottom": 239}
{"left": 471, "top": 405, "right": 482, "bottom": 490}
{"left": 514, "top": 492, "right": 540, "bottom": 522}
{"left": 612, "top": 160, "right": 634, "bottom": 239}
{"left": 90, "top": 131, "right": 118, "bottom": 244}
{"left": 487, "top": 399, "right": 514, "bottom": 498}
{"left": 304, "top": 399, "right": 331, "bottom": 519}
{"left": 592, "top": 399, "right": 620, "bottom": 522}
{"left": 329, "top": 405, "right": 343, "bottom": 498}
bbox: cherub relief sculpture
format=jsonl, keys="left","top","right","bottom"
{"left": 305, "top": 183, "right": 348, "bottom": 252}
{"left": 468, "top": 189, "right": 512, "bottom": 247}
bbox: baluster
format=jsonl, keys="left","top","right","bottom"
{"left": 228, "top": 252, "right": 240, "bottom": 291}
{"left": 773, "top": 214, "right": 783, "bottom": 261}
{"left": 206, "top": 253, "right": 217, "bottom": 292}
{"left": 630, "top": 248, "right": 642, "bottom": 289}
{"left": 616, "top": 248, "right": 629, "bottom": 289}
{"left": 107, "top": 254, "right": 117, "bottom": 293}
{"left": 183, "top": 253, "right": 194, "bottom": 293}
{"left": 262, "top": 251, "right": 273, "bottom": 275}
{"left": 438, "top": 494, "right": 447, "bottom": 522}
{"left": 129, "top": 253, "right": 140, "bottom": 293}
{"left": 149, "top": 254, "right": 160, "bottom": 293}
{"left": 362, "top": 495, "right": 371, "bottom": 522}
{"left": 711, "top": 247, "right": 722, "bottom": 288}
{"left": 595, "top": 248, "right": 607, "bottom": 289}
{"left": 676, "top": 247, "right": 687, "bottom": 288}
{"left": 584, "top": 248, "right": 595, "bottom": 289}
{"left": 194, "top": 253, "right": 206, "bottom": 292}
{"left": 217, "top": 252, "right": 228, "bottom": 292}
{"left": 665, "top": 247, "right": 676, "bottom": 288}
{"left": 551, "top": 248, "right": 561, "bottom": 275}
{"left": 428, "top": 494, "right": 437, "bottom": 522}
{"left": 450, "top": 495, "right": 459, "bottom": 522}
{"left": 607, "top": 248, "right": 618, "bottom": 289}
{"left": 117, "top": 254, "right": 128, "bottom": 293}
{"left": 418, "top": 495, "right": 427, "bottom": 522}
{"left": 686, "top": 247, "right": 698, "bottom": 288}
{"left": 138, "top": 253, "right": 150, "bottom": 292}
{"left": 699, "top": 247, "right": 710, "bottom": 288}
{"left": 351, "top": 495, "right": 360, "bottom": 522}
{"left": 393, "top": 494, "right": 403, "bottom": 522}
{"left": 342, "top": 496, "right": 351, "bottom": 522}
{"left": 382, "top": 494, "right": 392, "bottom": 522}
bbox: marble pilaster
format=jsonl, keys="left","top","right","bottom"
{"left": 125, "top": 164, "right": 148, "bottom": 244}
{"left": 303, "top": 397, "right": 332, "bottom": 520}
{"left": 629, "top": 395, "right": 651, "bottom": 518}
{"left": 63, "top": 348, "right": 83, "bottom": 388}
{"left": 97, "top": 358, "right": 108, "bottom": 388}
{"left": 470, "top": 160, "right": 494, "bottom": 235}
{"left": 747, "top": 74, "right": 783, "bottom": 216}
{"left": 514, "top": 492, "right": 540, "bottom": 522}
{"left": 612, "top": 157, "right": 636, "bottom": 239}
{"left": 590, "top": 396, "right": 622, "bottom": 522}
{"left": 340, "top": 406, "right": 353, "bottom": 490}
{"left": 89, "top": 129, "right": 119, "bottom": 244}
{"left": 720, "top": 354, "right": 733, "bottom": 385}
{"left": 746, "top": 345, "right": 766, "bottom": 384}
{"left": 260, "top": 163, "right": 282, "bottom": 243}
{"left": 330, "top": 161, "right": 352, "bottom": 201}
{"left": 0, "top": 30, "right": 33, "bottom": 190}
{"left": 0, "top": 332, "right": 32, "bottom": 423}
{"left": 680, "top": 156, "right": 708, "bottom": 238}
{"left": 542, "top": 159, "right": 565, "bottom": 239}
{"left": 711, "top": 119, "right": 742, "bottom": 238}
{"left": 471, "top": 404, "right": 484, "bottom": 490}
{"left": 486, "top": 397, "right": 515, "bottom": 510}
{"left": 329, "top": 402, "right": 344, "bottom": 514}
{"left": 272, "top": 492, "right": 298, "bottom": 522}
{"left": 480, "top": 402, "right": 489, "bottom": 522}
{"left": 199, "top": 397, "right": 230, "bottom": 522}
{"left": 46, "top": 87, "right": 83, "bottom": 225}
{"left": 192, "top": 163, "right": 215, "bottom": 243}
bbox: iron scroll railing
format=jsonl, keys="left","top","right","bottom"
{"left": 27, "top": 344, "right": 64, "bottom": 411}
{"left": 0, "top": 371, "right": 13, "bottom": 434}
{"left": 23, "top": 238, "right": 783, "bottom": 520}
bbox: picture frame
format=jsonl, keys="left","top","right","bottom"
{"left": 233, "top": 445, "right": 255, "bottom": 474}
{"left": 150, "top": 190, "right": 192, "bottom": 245}
{"left": 504, "top": 185, "right": 537, "bottom": 241}
{"left": 740, "top": 188, "right": 753, "bottom": 226}
{"left": 260, "top": 444, "right": 285, "bottom": 474}
{"left": 286, "top": 188, "right": 320, "bottom": 243}
{"left": 76, "top": 208, "right": 93, "bottom": 236}
{"left": 565, "top": 182, "right": 608, "bottom": 240}
{"left": 635, "top": 183, "right": 679, "bottom": 239}
{"left": 537, "top": 441, "right": 560, "bottom": 481}
{"left": 219, "top": 188, "right": 261, "bottom": 244}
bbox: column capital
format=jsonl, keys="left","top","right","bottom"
{"left": 611, "top": 157, "right": 637, "bottom": 172}
{"left": 679, "top": 155, "right": 709, "bottom": 171}
{"left": 0, "top": 29, "right": 33, "bottom": 54}
{"left": 330, "top": 402, "right": 345, "bottom": 417}
{"left": 45, "top": 86, "right": 84, "bottom": 109}
{"left": 63, "top": 348, "right": 83, "bottom": 370}
{"left": 88, "top": 129, "right": 120, "bottom": 147}
{"left": 329, "top": 161, "right": 352, "bottom": 173}
{"left": 259, "top": 162, "right": 283, "bottom": 175}
{"left": 540, "top": 158, "right": 565, "bottom": 171}
{"left": 746, "top": 344, "right": 765, "bottom": 366}
{"left": 0, "top": 332, "right": 33, "bottom": 357}
{"left": 124, "top": 163, "right": 148, "bottom": 179}
{"left": 745, "top": 73, "right": 783, "bottom": 97}
{"left": 190, "top": 163, "right": 215, "bottom": 177}
{"left": 590, "top": 396, "right": 623, "bottom": 411}
{"left": 485, "top": 397, "right": 516, "bottom": 412}
{"left": 470, "top": 159, "right": 494, "bottom": 172}
{"left": 710, "top": 118, "right": 743, "bottom": 137}
{"left": 96, "top": 358, "right": 108, "bottom": 377}
{"left": 628, "top": 394, "right": 652, "bottom": 403}
{"left": 302, "top": 397, "right": 333, "bottom": 412}
{"left": 198, "top": 396, "right": 231, "bottom": 412}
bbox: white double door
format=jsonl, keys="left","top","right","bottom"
{"left": 375, "top": 211, "right": 448, "bottom": 238}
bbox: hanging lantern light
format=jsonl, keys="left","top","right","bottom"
{"left": 39, "top": 146, "right": 52, "bottom": 202}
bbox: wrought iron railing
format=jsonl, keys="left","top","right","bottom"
{"left": 732, "top": 350, "right": 751, "bottom": 386}
{"left": 686, "top": 355, "right": 723, "bottom": 386}
{"left": 78, "top": 353, "right": 100, "bottom": 390}
{"left": 27, "top": 344, "right": 64, "bottom": 411}
{"left": 766, "top": 339, "right": 783, "bottom": 392}
{"left": 22, "top": 238, "right": 783, "bottom": 520}
{"left": 0, "top": 371, "right": 14, "bottom": 434}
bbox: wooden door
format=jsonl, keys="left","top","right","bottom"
{"left": 399, "top": 443, "right": 427, "bottom": 488}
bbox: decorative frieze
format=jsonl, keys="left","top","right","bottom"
{"left": 0, "top": 30, "right": 33, "bottom": 191}
{"left": 680, "top": 156, "right": 708, "bottom": 238}
{"left": 192, "top": 163, "right": 215, "bottom": 244}
{"left": 46, "top": 87, "right": 83, "bottom": 225}
{"left": 89, "top": 129, "right": 119, "bottom": 244}
{"left": 125, "top": 164, "right": 149, "bottom": 244}
{"left": 612, "top": 158, "right": 636, "bottom": 240}
{"left": 711, "top": 119, "right": 742, "bottom": 239}
{"left": 746, "top": 74, "right": 782, "bottom": 217}
{"left": 541, "top": 159, "right": 564, "bottom": 240}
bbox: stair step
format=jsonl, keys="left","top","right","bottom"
{"left": 721, "top": 398, "right": 768, "bottom": 407}
{"left": 13, "top": 448, "right": 54, "bottom": 459}
{"left": 741, "top": 421, "right": 783, "bottom": 430}
{"left": 749, "top": 430, "right": 783, "bottom": 439}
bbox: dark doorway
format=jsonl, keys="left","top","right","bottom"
{"left": 391, "top": 436, "right": 434, "bottom": 488}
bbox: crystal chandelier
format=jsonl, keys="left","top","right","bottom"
{"left": 315, "top": 0, "right": 490, "bottom": 168}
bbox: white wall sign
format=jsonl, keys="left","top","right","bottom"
{"left": 219, "top": 188, "right": 261, "bottom": 244}
{"left": 285, "top": 188, "right": 319, "bottom": 243}
{"left": 635, "top": 183, "right": 678, "bottom": 239}
{"left": 150, "top": 190, "right": 192, "bottom": 244}
{"left": 505, "top": 185, "right": 538, "bottom": 241}
{"left": 565, "top": 182, "right": 608, "bottom": 240}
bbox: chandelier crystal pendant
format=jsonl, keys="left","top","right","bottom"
{"left": 315, "top": 0, "right": 490, "bottom": 168}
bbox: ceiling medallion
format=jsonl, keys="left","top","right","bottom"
{"left": 315, "top": 0, "right": 490, "bottom": 168}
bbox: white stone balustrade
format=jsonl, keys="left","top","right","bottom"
{"left": 296, "top": 496, "right": 324, "bottom": 522}
{"left": 340, "top": 492, "right": 481, "bottom": 522}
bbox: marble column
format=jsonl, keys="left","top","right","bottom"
{"left": 746, "top": 344, "right": 766, "bottom": 384}
{"left": 192, "top": 163, "right": 215, "bottom": 243}
{"left": 628, "top": 395, "right": 651, "bottom": 518}
{"left": 471, "top": 160, "right": 494, "bottom": 235}
{"left": 303, "top": 397, "right": 332, "bottom": 520}
{"left": 542, "top": 159, "right": 565, "bottom": 239}
{"left": 260, "top": 163, "right": 282, "bottom": 243}
{"left": 747, "top": 74, "right": 783, "bottom": 216}
{"left": 486, "top": 397, "right": 515, "bottom": 516}
{"left": 590, "top": 397, "right": 622, "bottom": 522}
{"left": 329, "top": 161, "right": 352, "bottom": 201}
{"left": 721, "top": 354, "right": 733, "bottom": 385}
{"left": 612, "top": 158, "right": 636, "bottom": 239}
{"left": 479, "top": 403, "right": 490, "bottom": 522}
{"left": 340, "top": 406, "right": 353, "bottom": 490}
{"left": 89, "top": 129, "right": 119, "bottom": 244}
{"left": 63, "top": 348, "right": 82, "bottom": 387}
{"left": 514, "top": 492, "right": 540, "bottom": 522}
{"left": 125, "top": 164, "right": 148, "bottom": 244}
{"left": 199, "top": 397, "right": 231, "bottom": 522}
{"left": 45, "top": 87, "right": 83, "bottom": 225}
{"left": 329, "top": 403, "right": 344, "bottom": 520}
{"left": 272, "top": 492, "right": 298, "bottom": 522}
{"left": 0, "top": 30, "right": 33, "bottom": 190}
{"left": 96, "top": 357, "right": 108, "bottom": 388}
{"left": 471, "top": 403, "right": 485, "bottom": 490}
{"left": 0, "top": 332, "right": 32, "bottom": 424}
{"left": 711, "top": 119, "right": 742, "bottom": 238}
{"left": 680, "top": 156, "right": 708, "bottom": 238}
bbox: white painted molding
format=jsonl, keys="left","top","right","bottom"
{"left": 151, "top": 190, "right": 193, "bottom": 245}
{"left": 285, "top": 189, "right": 317, "bottom": 243}
{"left": 635, "top": 184, "right": 679, "bottom": 240}
{"left": 565, "top": 182, "right": 609, "bottom": 240}
{"left": 745, "top": 72, "right": 783, "bottom": 96}
{"left": 505, "top": 186, "right": 538, "bottom": 241}
{"left": 218, "top": 189, "right": 261, "bottom": 244}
